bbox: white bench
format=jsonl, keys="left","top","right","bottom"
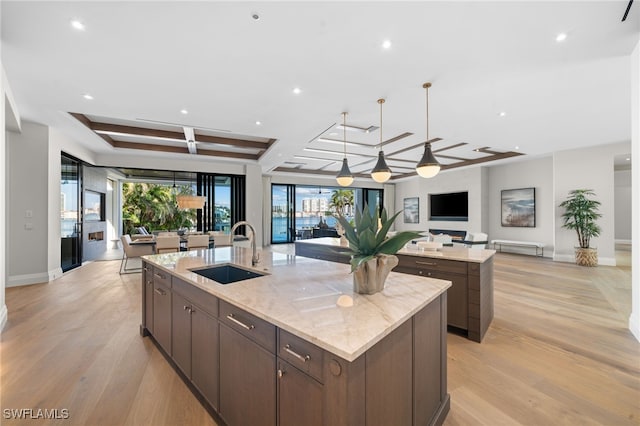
{"left": 490, "top": 239, "right": 545, "bottom": 257}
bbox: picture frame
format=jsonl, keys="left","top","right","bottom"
{"left": 403, "top": 197, "right": 420, "bottom": 223}
{"left": 501, "top": 188, "right": 535, "bottom": 227}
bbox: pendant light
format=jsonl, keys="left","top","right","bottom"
{"left": 416, "top": 82, "right": 441, "bottom": 178}
{"left": 371, "top": 98, "right": 392, "bottom": 183}
{"left": 176, "top": 173, "right": 206, "bottom": 209}
{"left": 171, "top": 171, "right": 178, "bottom": 195}
{"left": 336, "top": 112, "right": 354, "bottom": 187}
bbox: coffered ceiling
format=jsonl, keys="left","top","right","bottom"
{"left": 1, "top": 1, "right": 638, "bottom": 181}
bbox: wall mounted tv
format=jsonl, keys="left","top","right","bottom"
{"left": 429, "top": 191, "right": 468, "bottom": 221}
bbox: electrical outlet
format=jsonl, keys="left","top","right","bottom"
{"left": 25, "top": 210, "right": 33, "bottom": 218}
{"left": 25, "top": 223, "right": 33, "bottom": 230}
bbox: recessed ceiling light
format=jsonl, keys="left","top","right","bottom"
{"left": 252, "top": 13, "right": 260, "bottom": 21}
{"left": 180, "top": 109, "right": 188, "bottom": 115}
{"left": 83, "top": 93, "right": 94, "bottom": 100}
{"left": 292, "top": 87, "right": 301, "bottom": 95}
{"left": 70, "top": 19, "right": 85, "bottom": 31}
{"left": 626, "top": 157, "right": 631, "bottom": 161}
{"left": 382, "top": 39, "right": 392, "bottom": 49}
{"left": 515, "top": 146, "right": 520, "bottom": 150}
{"left": 556, "top": 33, "right": 567, "bottom": 42}
{"left": 499, "top": 111, "right": 506, "bottom": 117}
{"left": 329, "top": 132, "right": 338, "bottom": 136}
{"left": 255, "top": 121, "right": 261, "bottom": 125}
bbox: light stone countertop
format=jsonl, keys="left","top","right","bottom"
{"left": 143, "top": 246, "right": 450, "bottom": 362}
{"left": 297, "top": 237, "right": 496, "bottom": 263}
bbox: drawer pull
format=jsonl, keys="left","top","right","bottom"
{"left": 154, "top": 288, "right": 166, "bottom": 296}
{"left": 284, "top": 344, "right": 310, "bottom": 363}
{"left": 154, "top": 273, "right": 165, "bottom": 279}
{"left": 415, "top": 261, "right": 437, "bottom": 266}
{"left": 226, "top": 313, "right": 255, "bottom": 330}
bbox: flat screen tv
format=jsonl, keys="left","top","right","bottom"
{"left": 429, "top": 191, "right": 468, "bottom": 221}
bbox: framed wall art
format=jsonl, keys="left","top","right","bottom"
{"left": 501, "top": 187, "right": 536, "bottom": 227}
{"left": 403, "top": 197, "right": 419, "bottom": 223}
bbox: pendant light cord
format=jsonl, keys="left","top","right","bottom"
{"left": 425, "top": 83, "right": 430, "bottom": 142}
{"left": 342, "top": 112, "right": 347, "bottom": 157}
{"left": 379, "top": 99, "right": 384, "bottom": 147}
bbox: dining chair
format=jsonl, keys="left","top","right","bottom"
{"left": 155, "top": 235, "right": 180, "bottom": 254}
{"left": 120, "top": 234, "right": 155, "bottom": 274}
{"left": 187, "top": 234, "right": 210, "bottom": 250}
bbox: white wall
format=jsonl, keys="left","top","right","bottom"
{"left": 553, "top": 142, "right": 630, "bottom": 266}
{"left": 488, "top": 156, "right": 555, "bottom": 257}
{"left": 614, "top": 168, "right": 632, "bottom": 242}
{"left": 630, "top": 39, "right": 639, "bottom": 342}
{"left": 6, "top": 121, "right": 51, "bottom": 286}
{"left": 245, "top": 163, "right": 264, "bottom": 247}
{"left": 1, "top": 67, "right": 5, "bottom": 330}
{"left": 394, "top": 167, "right": 486, "bottom": 235}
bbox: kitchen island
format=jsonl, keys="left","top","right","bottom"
{"left": 141, "top": 246, "right": 451, "bottom": 426}
{"left": 296, "top": 237, "right": 495, "bottom": 342}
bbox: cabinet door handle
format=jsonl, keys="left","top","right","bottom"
{"left": 415, "top": 261, "right": 437, "bottom": 266}
{"left": 154, "top": 273, "right": 165, "bottom": 279}
{"left": 277, "top": 369, "right": 284, "bottom": 379}
{"left": 284, "top": 344, "right": 310, "bottom": 363}
{"left": 143, "top": 267, "right": 149, "bottom": 272}
{"left": 226, "top": 313, "right": 255, "bottom": 330}
{"left": 154, "top": 288, "right": 165, "bottom": 296}
{"left": 184, "top": 305, "right": 190, "bottom": 311}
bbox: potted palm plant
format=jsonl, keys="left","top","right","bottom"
{"left": 336, "top": 204, "right": 421, "bottom": 294}
{"left": 559, "top": 189, "right": 602, "bottom": 267}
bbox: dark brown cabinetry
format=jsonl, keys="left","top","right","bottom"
{"left": 277, "top": 330, "right": 324, "bottom": 426}
{"left": 152, "top": 279, "right": 172, "bottom": 355}
{"left": 395, "top": 254, "right": 493, "bottom": 342}
{"left": 277, "top": 359, "right": 323, "bottom": 426}
{"left": 171, "top": 292, "right": 192, "bottom": 375}
{"left": 171, "top": 277, "right": 220, "bottom": 410}
{"left": 142, "top": 262, "right": 450, "bottom": 426}
{"left": 219, "top": 323, "right": 276, "bottom": 426}
{"left": 294, "top": 241, "right": 349, "bottom": 265}
{"left": 294, "top": 241, "right": 493, "bottom": 343}
{"left": 395, "top": 256, "right": 468, "bottom": 330}
{"left": 219, "top": 301, "right": 276, "bottom": 426}
{"left": 141, "top": 262, "right": 153, "bottom": 335}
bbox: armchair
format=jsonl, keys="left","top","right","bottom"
{"left": 120, "top": 234, "right": 154, "bottom": 274}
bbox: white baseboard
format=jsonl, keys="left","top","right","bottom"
{"left": 553, "top": 254, "right": 616, "bottom": 266}
{"left": 0, "top": 304, "right": 7, "bottom": 333}
{"left": 7, "top": 272, "right": 50, "bottom": 287}
{"left": 49, "top": 267, "right": 63, "bottom": 281}
{"left": 630, "top": 312, "right": 640, "bottom": 342}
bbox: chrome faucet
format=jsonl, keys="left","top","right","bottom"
{"left": 230, "top": 221, "right": 260, "bottom": 266}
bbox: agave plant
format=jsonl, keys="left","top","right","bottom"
{"left": 336, "top": 204, "right": 422, "bottom": 272}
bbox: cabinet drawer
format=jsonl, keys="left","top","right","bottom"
{"left": 152, "top": 267, "right": 172, "bottom": 288}
{"left": 278, "top": 330, "right": 324, "bottom": 382}
{"left": 173, "top": 277, "right": 218, "bottom": 317}
{"left": 397, "top": 255, "right": 467, "bottom": 275}
{"left": 219, "top": 300, "right": 276, "bottom": 353}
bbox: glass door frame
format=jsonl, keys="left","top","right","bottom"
{"left": 60, "top": 154, "right": 82, "bottom": 272}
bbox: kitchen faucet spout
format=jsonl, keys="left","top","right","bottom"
{"left": 230, "top": 221, "right": 259, "bottom": 266}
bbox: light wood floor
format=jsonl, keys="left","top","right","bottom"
{"left": 1, "top": 249, "right": 638, "bottom": 425}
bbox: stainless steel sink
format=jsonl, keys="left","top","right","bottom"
{"left": 191, "top": 264, "right": 265, "bottom": 284}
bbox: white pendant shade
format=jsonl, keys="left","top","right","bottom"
{"left": 416, "top": 164, "right": 441, "bottom": 178}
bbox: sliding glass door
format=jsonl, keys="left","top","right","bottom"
{"left": 271, "top": 184, "right": 295, "bottom": 244}
{"left": 61, "top": 154, "right": 82, "bottom": 271}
